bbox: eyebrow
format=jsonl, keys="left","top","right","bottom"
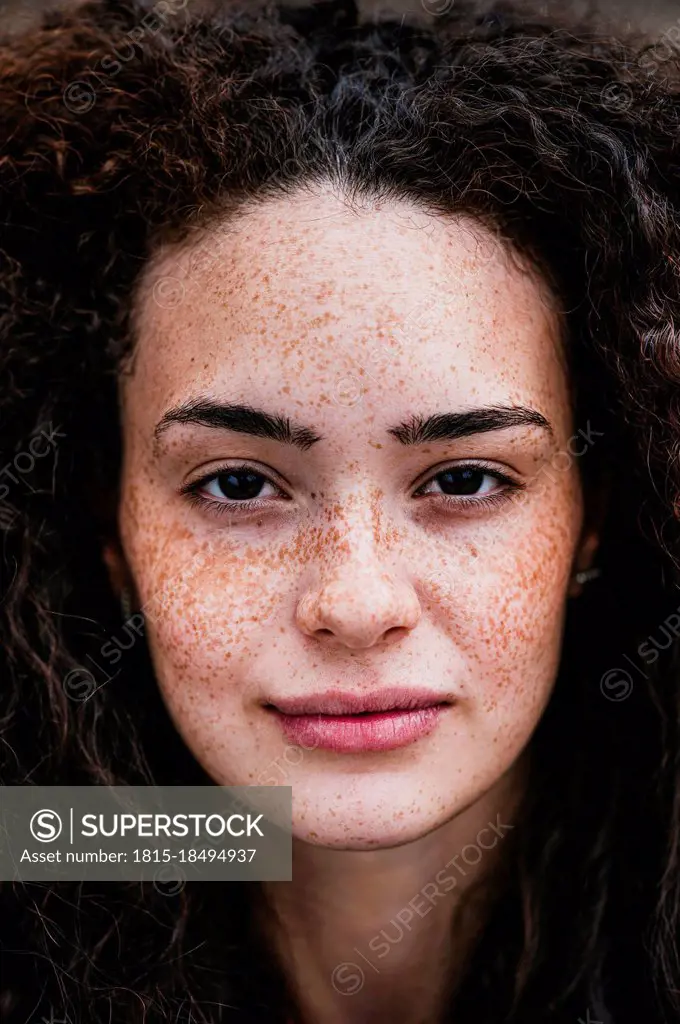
{"left": 387, "top": 406, "right": 553, "bottom": 444}
{"left": 154, "top": 399, "right": 324, "bottom": 451}
{"left": 153, "top": 399, "right": 553, "bottom": 452}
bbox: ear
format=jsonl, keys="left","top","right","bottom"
{"left": 567, "top": 525, "right": 602, "bottom": 597}
{"left": 568, "top": 480, "right": 609, "bottom": 598}
{"left": 101, "top": 538, "right": 133, "bottom": 602}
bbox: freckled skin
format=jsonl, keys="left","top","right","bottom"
{"left": 115, "top": 184, "right": 590, "bottom": 852}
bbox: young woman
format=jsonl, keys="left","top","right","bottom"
{"left": 1, "top": 1, "right": 679, "bottom": 1021}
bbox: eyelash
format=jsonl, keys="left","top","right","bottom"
{"left": 181, "top": 461, "right": 524, "bottom": 518}
{"left": 415, "top": 467, "right": 523, "bottom": 513}
{"left": 182, "top": 465, "right": 280, "bottom": 519}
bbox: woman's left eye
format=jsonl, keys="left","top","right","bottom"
{"left": 414, "top": 466, "right": 511, "bottom": 499}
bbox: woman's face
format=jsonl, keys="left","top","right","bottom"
{"left": 114, "top": 186, "right": 587, "bottom": 849}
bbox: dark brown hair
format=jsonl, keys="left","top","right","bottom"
{"left": 1, "top": 1, "right": 679, "bottom": 1021}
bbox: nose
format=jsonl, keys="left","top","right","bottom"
{"left": 296, "top": 567, "right": 422, "bottom": 650}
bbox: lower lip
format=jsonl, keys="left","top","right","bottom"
{"left": 270, "top": 704, "right": 449, "bottom": 753}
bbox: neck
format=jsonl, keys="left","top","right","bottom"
{"left": 260, "top": 761, "right": 526, "bottom": 1024}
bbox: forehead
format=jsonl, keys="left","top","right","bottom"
{"left": 126, "top": 185, "right": 568, "bottom": 434}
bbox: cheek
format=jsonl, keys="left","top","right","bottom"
{"left": 127, "top": 545, "right": 282, "bottom": 772}
{"left": 434, "top": 479, "right": 581, "bottom": 721}
{"left": 135, "top": 548, "right": 280, "bottom": 681}
{"left": 119, "top": 474, "right": 284, "bottom": 668}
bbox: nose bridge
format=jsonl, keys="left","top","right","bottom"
{"left": 308, "top": 483, "right": 395, "bottom": 573}
{"left": 295, "top": 490, "right": 420, "bottom": 649}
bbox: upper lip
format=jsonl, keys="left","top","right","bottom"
{"left": 266, "top": 687, "right": 454, "bottom": 716}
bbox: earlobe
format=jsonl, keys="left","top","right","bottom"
{"left": 568, "top": 527, "right": 602, "bottom": 598}
{"left": 569, "top": 476, "right": 610, "bottom": 597}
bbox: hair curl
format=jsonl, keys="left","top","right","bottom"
{"left": 1, "top": 1, "right": 679, "bottom": 1022}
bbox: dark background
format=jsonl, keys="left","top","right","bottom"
{"left": 0, "top": 0, "right": 679, "bottom": 36}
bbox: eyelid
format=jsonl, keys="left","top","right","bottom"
{"left": 180, "top": 460, "right": 291, "bottom": 497}
{"left": 411, "top": 459, "right": 520, "bottom": 495}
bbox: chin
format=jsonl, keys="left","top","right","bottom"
{"left": 293, "top": 824, "right": 436, "bottom": 851}
{"left": 289, "top": 778, "right": 458, "bottom": 850}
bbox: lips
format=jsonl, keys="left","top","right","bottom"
{"left": 265, "top": 687, "right": 453, "bottom": 753}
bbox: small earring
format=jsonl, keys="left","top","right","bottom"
{"left": 120, "top": 586, "right": 133, "bottom": 621}
{"left": 574, "top": 567, "right": 601, "bottom": 586}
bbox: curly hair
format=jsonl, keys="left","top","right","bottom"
{"left": 1, "top": 0, "right": 679, "bottom": 1021}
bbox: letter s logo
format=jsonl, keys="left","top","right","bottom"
{"left": 30, "top": 809, "right": 63, "bottom": 842}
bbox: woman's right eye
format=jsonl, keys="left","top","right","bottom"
{"left": 183, "top": 465, "right": 288, "bottom": 514}
{"left": 201, "top": 469, "right": 280, "bottom": 503}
